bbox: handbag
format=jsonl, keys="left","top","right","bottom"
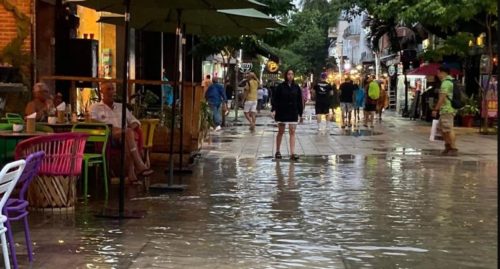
{"left": 429, "top": 119, "right": 440, "bottom": 141}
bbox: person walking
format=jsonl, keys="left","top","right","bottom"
{"left": 376, "top": 80, "right": 389, "bottom": 121}
{"left": 339, "top": 77, "right": 356, "bottom": 128}
{"left": 364, "top": 75, "right": 379, "bottom": 128}
{"left": 328, "top": 82, "right": 340, "bottom": 123}
{"left": 432, "top": 66, "right": 458, "bottom": 156}
{"left": 205, "top": 77, "right": 227, "bottom": 131}
{"left": 271, "top": 69, "right": 303, "bottom": 161}
{"left": 243, "top": 72, "right": 259, "bottom": 131}
{"left": 225, "top": 80, "right": 234, "bottom": 110}
{"left": 353, "top": 82, "right": 365, "bottom": 123}
{"left": 301, "top": 82, "right": 310, "bottom": 109}
{"left": 262, "top": 85, "right": 269, "bottom": 109}
{"left": 312, "top": 72, "right": 333, "bottom": 133}
{"left": 202, "top": 74, "right": 212, "bottom": 94}
{"left": 257, "top": 87, "right": 264, "bottom": 113}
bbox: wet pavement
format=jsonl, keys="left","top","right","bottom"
{"left": 10, "top": 106, "right": 498, "bottom": 268}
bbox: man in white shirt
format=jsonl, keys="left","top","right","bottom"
{"left": 90, "top": 83, "right": 153, "bottom": 182}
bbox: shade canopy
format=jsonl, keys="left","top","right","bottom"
{"left": 72, "top": 0, "right": 267, "bottom": 13}
{"left": 96, "top": 8, "right": 281, "bottom": 36}
{"left": 407, "top": 63, "right": 462, "bottom": 76}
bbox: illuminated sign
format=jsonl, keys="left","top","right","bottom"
{"left": 266, "top": 61, "right": 279, "bottom": 73}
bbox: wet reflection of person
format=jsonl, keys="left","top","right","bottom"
{"left": 272, "top": 69, "right": 304, "bottom": 161}
{"left": 272, "top": 162, "right": 300, "bottom": 220}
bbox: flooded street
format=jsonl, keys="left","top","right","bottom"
{"left": 129, "top": 155, "right": 497, "bottom": 269}
{"left": 16, "top": 113, "right": 497, "bottom": 269}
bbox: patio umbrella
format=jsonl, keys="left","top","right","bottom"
{"left": 70, "top": 0, "right": 270, "bottom": 218}
{"left": 97, "top": 9, "right": 280, "bottom": 36}
{"left": 96, "top": 8, "right": 279, "bottom": 189}
{"left": 407, "top": 63, "right": 462, "bottom": 76}
{"left": 75, "top": 0, "right": 266, "bottom": 12}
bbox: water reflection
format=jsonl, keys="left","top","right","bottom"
{"left": 21, "top": 154, "right": 497, "bottom": 269}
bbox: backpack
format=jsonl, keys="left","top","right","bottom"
{"left": 368, "top": 81, "right": 380, "bottom": 100}
{"left": 446, "top": 79, "right": 466, "bottom": 109}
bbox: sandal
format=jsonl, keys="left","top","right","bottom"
{"left": 138, "top": 168, "right": 154, "bottom": 177}
{"left": 290, "top": 154, "right": 300, "bottom": 161}
{"left": 275, "top": 152, "right": 282, "bottom": 159}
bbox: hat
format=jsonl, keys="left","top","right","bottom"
{"left": 438, "top": 65, "right": 450, "bottom": 74}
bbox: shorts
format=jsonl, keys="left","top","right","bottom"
{"left": 364, "top": 103, "right": 376, "bottom": 112}
{"left": 244, "top": 101, "right": 258, "bottom": 113}
{"left": 439, "top": 113, "right": 454, "bottom": 133}
{"left": 340, "top": 102, "right": 353, "bottom": 113}
{"left": 315, "top": 102, "right": 330, "bottom": 114}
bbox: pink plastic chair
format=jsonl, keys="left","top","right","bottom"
{"left": 15, "top": 133, "right": 88, "bottom": 177}
{"left": 14, "top": 133, "right": 88, "bottom": 209}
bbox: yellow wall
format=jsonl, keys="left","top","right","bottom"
{"left": 77, "top": 6, "right": 117, "bottom": 79}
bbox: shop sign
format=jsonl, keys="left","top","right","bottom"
{"left": 239, "top": 62, "right": 253, "bottom": 73}
{"left": 266, "top": 61, "right": 279, "bottom": 73}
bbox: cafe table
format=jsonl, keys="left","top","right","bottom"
{"left": 0, "top": 131, "right": 52, "bottom": 165}
{"left": 38, "top": 122, "right": 76, "bottom": 133}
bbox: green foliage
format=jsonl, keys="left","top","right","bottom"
{"left": 199, "top": 101, "right": 214, "bottom": 132}
{"left": 269, "top": 2, "right": 339, "bottom": 77}
{"left": 332, "top": 0, "right": 497, "bottom": 62}
{"left": 420, "top": 32, "right": 475, "bottom": 61}
{"left": 458, "top": 94, "right": 480, "bottom": 116}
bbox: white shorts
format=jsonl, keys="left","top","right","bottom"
{"left": 244, "top": 101, "right": 258, "bottom": 113}
{"left": 340, "top": 102, "right": 353, "bottom": 113}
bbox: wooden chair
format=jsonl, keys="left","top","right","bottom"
{"left": 139, "top": 119, "right": 159, "bottom": 168}
{"left": 71, "top": 123, "right": 110, "bottom": 200}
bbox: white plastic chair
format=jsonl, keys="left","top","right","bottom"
{"left": 0, "top": 160, "right": 26, "bottom": 269}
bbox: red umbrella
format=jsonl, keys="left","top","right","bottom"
{"left": 407, "top": 63, "right": 461, "bottom": 76}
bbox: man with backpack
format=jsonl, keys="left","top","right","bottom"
{"left": 432, "top": 66, "right": 460, "bottom": 156}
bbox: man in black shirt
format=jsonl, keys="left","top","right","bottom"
{"left": 312, "top": 72, "right": 333, "bottom": 133}
{"left": 339, "top": 77, "right": 356, "bottom": 128}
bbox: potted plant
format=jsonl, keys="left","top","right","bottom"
{"left": 458, "top": 95, "right": 479, "bottom": 127}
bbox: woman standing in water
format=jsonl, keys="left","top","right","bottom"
{"left": 271, "top": 69, "right": 304, "bottom": 161}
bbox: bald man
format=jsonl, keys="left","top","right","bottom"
{"left": 25, "top": 82, "right": 54, "bottom": 121}
{"left": 90, "top": 83, "right": 153, "bottom": 182}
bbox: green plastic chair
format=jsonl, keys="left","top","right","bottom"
{"left": 5, "top": 113, "right": 24, "bottom": 124}
{"left": 71, "top": 123, "right": 110, "bottom": 200}
{"left": 35, "top": 124, "right": 54, "bottom": 133}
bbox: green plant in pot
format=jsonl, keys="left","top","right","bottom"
{"left": 458, "top": 94, "right": 479, "bottom": 127}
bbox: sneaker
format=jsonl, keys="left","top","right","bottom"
{"left": 215, "top": 125, "right": 222, "bottom": 131}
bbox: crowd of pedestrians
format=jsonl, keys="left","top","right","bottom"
{"left": 204, "top": 64, "right": 460, "bottom": 159}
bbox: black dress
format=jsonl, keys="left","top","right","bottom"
{"left": 271, "top": 81, "right": 304, "bottom": 123}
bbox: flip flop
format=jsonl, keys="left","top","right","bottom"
{"left": 138, "top": 168, "right": 154, "bottom": 177}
